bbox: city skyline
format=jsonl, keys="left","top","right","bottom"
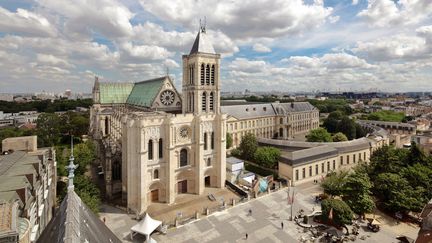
{"left": 1, "top": 0, "right": 432, "bottom": 93}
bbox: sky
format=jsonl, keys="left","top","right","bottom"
{"left": 0, "top": 0, "right": 432, "bottom": 93}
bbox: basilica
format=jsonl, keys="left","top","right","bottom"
{"left": 90, "top": 26, "right": 319, "bottom": 215}
{"left": 90, "top": 26, "right": 226, "bottom": 215}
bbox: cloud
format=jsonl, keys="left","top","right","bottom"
{"left": 358, "top": 0, "right": 432, "bottom": 27}
{"left": 37, "top": 0, "right": 134, "bottom": 39}
{"left": 139, "top": 0, "right": 334, "bottom": 39}
{"left": 119, "top": 42, "right": 173, "bottom": 61}
{"left": 0, "top": 7, "right": 57, "bottom": 37}
{"left": 352, "top": 25, "right": 432, "bottom": 61}
{"left": 252, "top": 43, "right": 271, "bottom": 53}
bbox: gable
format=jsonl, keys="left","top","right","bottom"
{"left": 152, "top": 78, "right": 182, "bottom": 109}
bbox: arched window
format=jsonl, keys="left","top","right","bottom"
{"left": 154, "top": 169, "right": 159, "bottom": 179}
{"left": 202, "top": 92, "right": 207, "bottom": 112}
{"left": 200, "top": 64, "right": 205, "bottom": 85}
{"left": 112, "top": 161, "right": 121, "bottom": 180}
{"left": 148, "top": 140, "right": 153, "bottom": 160}
{"left": 280, "top": 118, "right": 283, "bottom": 124}
{"left": 204, "top": 133, "right": 208, "bottom": 150}
{"left": 105, "top": 117, "right": 109, "bottom": 135}
{"left": 206, "top": 64, "right": 210, "bottom": 85}
{"left": 209, "top": 92, "right": 214, "bottom": 111}
{"left": 207, "top": 158, "right": 211, "bottom": 167}
{"left": 211, "top": 65, "right": 215, "bottom": 85}
{"left": 211, "top": 132, "right": 215, "bottom": 149}
{"left": 180, "top": 149, "right": 188, "bottom": 167}
{"left": 279, "top": 128, "right": 283, "bottom": 138}
{"left": 158, "top": 138, "right": 163, "bottom": 158}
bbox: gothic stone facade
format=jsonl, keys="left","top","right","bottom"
{"left": 90, "top": 27, "right": 226, "bottom": 215}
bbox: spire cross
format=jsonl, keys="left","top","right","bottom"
{"left": 66, "top": 136, "right": 78, "bottom": 191}
{"left": 199, "top": 17, "right": 207, "bottom": 33}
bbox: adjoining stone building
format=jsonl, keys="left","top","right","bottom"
{"left": 90, "top": 26, "right": 226, "bottom": 215}
{"left": 222, "top": 102, "right": 320, "bottom": 147}
{"left": 0, "top": 136, "right": 57, "bottom": 243}
{"left": 258, "top": 123, "right": 390, "bottom": 185}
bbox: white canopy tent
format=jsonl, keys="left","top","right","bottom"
{"left": 130, "top": 213, "right": 162, "bottom": 242}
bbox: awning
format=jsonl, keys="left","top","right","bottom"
{"left": 130, "top": 213, "right": 162, "bottom": 241}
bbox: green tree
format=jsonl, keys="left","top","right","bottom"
{"left": 332, "top": 132, "right": 348, "bottom": 142}
{"left": 342, "top": 172, "right": 375, "bottom": 215}
{"left": 73, "top": 175, "right": 101, "bottom": 213}
{"left": 239, "top": 133, "right": 257, "bottom": 161}
{"left": 321, "top": 170, "right": 349, "bottom": 196}
{"left": 253, "top": 146, "right": 280, "bottom": 168}
{"left": 336, "top": 117, "right": 356, "bottom": 140}
{"left": 36, "top": 113, "right": 61, "bottom": 146}
{"left": 226, "top": 133, "right": 233, "bottom": 149}
{"left": 73, "top": 141, "right": 96, "bottom": 175}
{"left": 321, "top": 198, "right": 354, "bottom": 226}
{"left": 374, "top": 173, "right": 425, "bottom": 213}
{"left": 323, "top": 111, "right": 344, "bottom": 133}
{"left": 306, "top": 128, "right": 332, "bottom": 142}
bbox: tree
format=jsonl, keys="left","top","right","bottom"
{"left": 36, "top": 113, "right": 61, "bottom": 147}
{"left": 342, "top": 172, "right": 375, "bottom": 216}
{"left": 323, "top": 111, "right": 344, "bottom": 133}
{"left": 332, "top": 132, "right": 348, "bottom": 142}
{"left": 73, "top": 175, "right": 101, "bottom": 213}
{"left": 374, "top": 173, "right": 425, "bottom": 213}
{"left": 321, "top": 170, "right": 349, "bottom": 197}
{"left": 306, "top": 128, "right": 332, "bottom": 142}
{"left": 253, "top": 146, "right": 280, "bottom": 168}
{"left": 321, "top": 199, "right": 354, "bottom": 226}
{"left": 226, "top": 133, "right": 233, "bottom": 149}
{"left": 73, "top": 141, "right": 96, "bottom": 175}
{"left": 239, "top": 133, "right": 257, "bottom": 161}
{"left": 336, "top": 117, "right": 356, "bottom": 140}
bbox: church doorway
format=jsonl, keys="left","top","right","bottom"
{"left": 150, "top": 189, "right": 159, "bottom": 202}
{"left": 177, "top": 180, "right": 187, "bottom": 193}
{"left": 205, "top": 176, "right": 211, "bottom": 187}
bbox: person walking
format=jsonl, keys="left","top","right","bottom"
{"left": 245, "top": 233, "right": 248, "bottom": 240}
{"left": 281, "top": 221, "right": 284, "bottom": 229}
{"left": 248, "top": 209, "right": 252, "bottom": 216}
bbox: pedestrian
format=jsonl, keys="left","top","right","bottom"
{"left": 248, "top": 209, "right": 252, "bottom": 216}
{"left": 103, "top": 217, "right": 106, "bottom": 224}
{"left": 245, "top": 233, "right": 248, "bottom": 239}
{"left": 281, "top": 221, "right": 284, "bottom": 229}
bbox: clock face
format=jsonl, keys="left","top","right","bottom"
{"left": 179, "top": 127, "right": 189, "bottom": 139}
{"left": 160, "top": 90, "right": 175, "bottom": 106}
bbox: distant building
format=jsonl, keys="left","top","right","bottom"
{"left": 0, "top": 136, "right": 57, "bottom": 242}
{"left": 0, "top": 94, "right": 14, "bottom": 102}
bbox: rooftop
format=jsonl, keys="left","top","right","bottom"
{"left": 190, "top": 27, "right": 216, "bottom": 55}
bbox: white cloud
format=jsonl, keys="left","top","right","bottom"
{"left": 358, "top": 0, "right": 432, "bottom": 27}
{"left": 37, "top": 0, "right": 134, "bottom": 39}
{"left": 119, "top": 42, "right": 173, "bottom": 61}
{"left": 139, "top": 0, "right": 334, "bottom": 39}
{"left": 352, "top": 25, "right": 432, "bottom": 61}
{"left": 252, "top": 43, "right": 271, "bottom": 53}
{"left": 0, "top": 7, "right": 57, "bottom": 37}
{"left": 352, "top": 0, "right": 359, "bottom": 5}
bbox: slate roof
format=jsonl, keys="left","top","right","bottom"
{"left": 99, "top": 83, "right": 134, "bottom": 104}
{"left": 126, "top": 77, "right": 166, "bottom": 107}
{"left": 190, "top": 29, "right": 216, "bottom": 54}
{"left": 279, "top": 145, "right": 339, "bottom": 166}
{"left": 221, "top": 102, "right": 317, "bottom": 120}
{"left": 37, "top": 190, "right": 121, "bottom": 243}
{"left": 221, "top": 103, "right": 276, "bottom": 119}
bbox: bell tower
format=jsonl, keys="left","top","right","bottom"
{"left": 182, "top": 24, "right": 221, "bottom": 114}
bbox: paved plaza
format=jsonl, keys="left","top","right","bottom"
{"left": 101, "top": 182, "right": 419, "bottom": 243}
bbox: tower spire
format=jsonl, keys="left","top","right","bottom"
{"left": 66, "top": 136, "right": 78, "bottom": 191}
